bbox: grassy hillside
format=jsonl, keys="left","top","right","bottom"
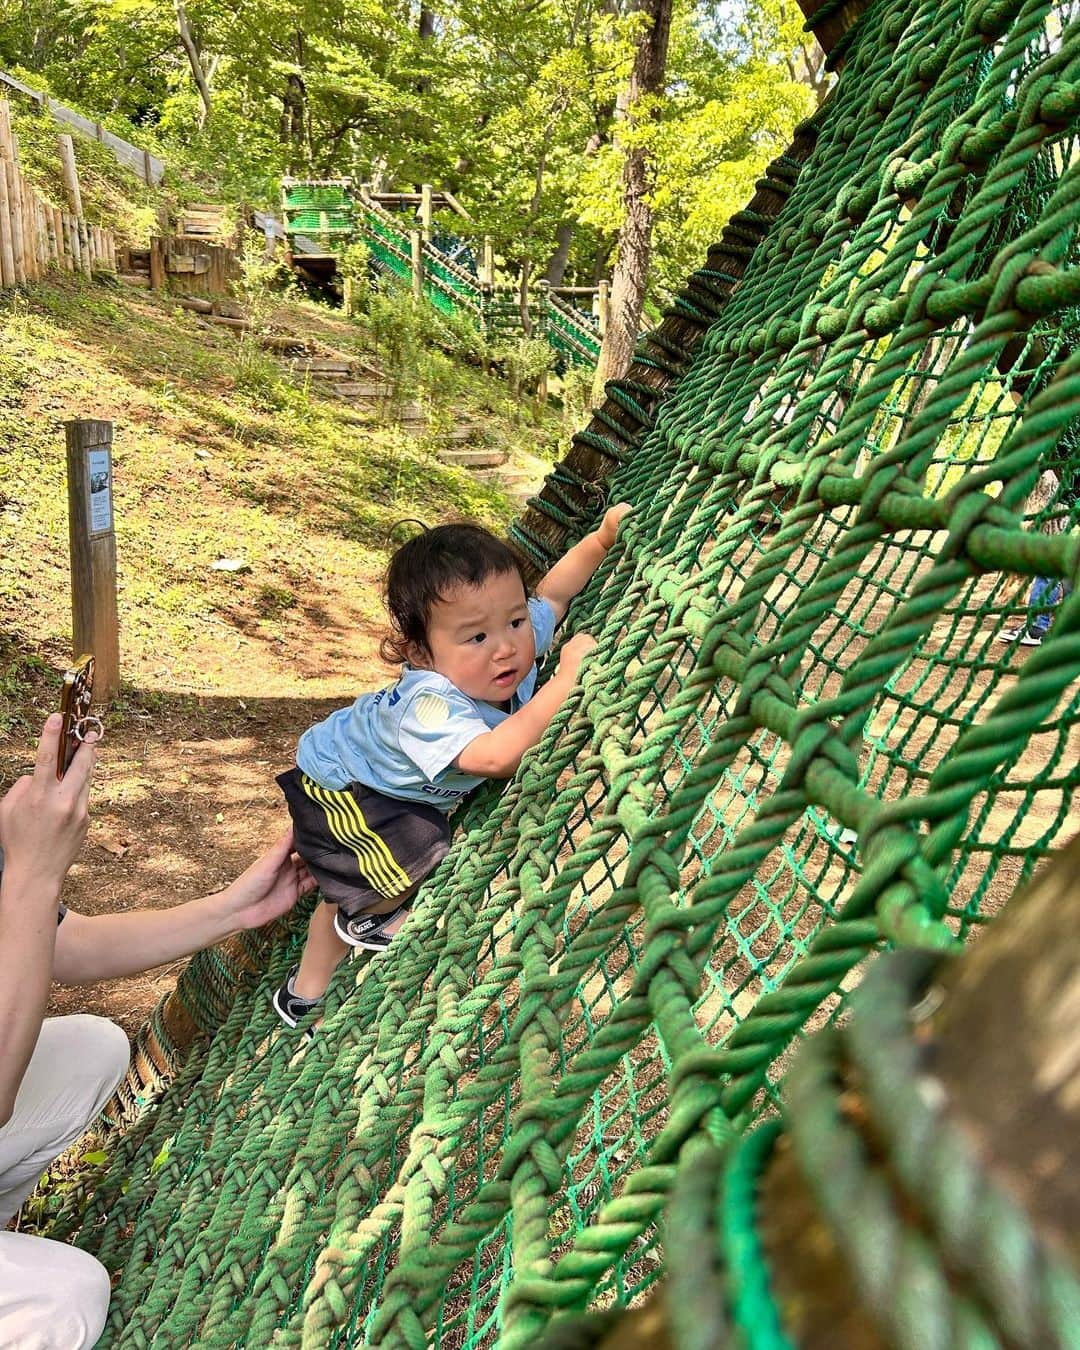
{"left": 6, "top": 81, "right": 216, "bottom": 246}
{"left": 0, "top": 273, "right": 560, "bottom": 736}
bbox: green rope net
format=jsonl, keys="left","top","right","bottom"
{"left": 48, "top": 0, "right": 1080, "bottom": 1342}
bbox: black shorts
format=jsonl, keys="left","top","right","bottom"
{"left": 277, "top": 768, "right": 451, "bottom": 916}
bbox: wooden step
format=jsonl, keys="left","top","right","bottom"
{"left": 446, "top": 425, "right": 484, "bottom": 444}
{"left": 290, "top": 358, "right": 354, "bottom": 376}
{"left": 330, "top": 381, "right": 388, "bottom": 399}
{"left": 180, "top": 205, "right": 227, "bottom": 235}
{"left": 476, "top": 466, "right": 539, "bottom": 483}
{"left": 438, "top": 448, "right": 508, "bottom": 469}
{"left": 117, "top": 272, "right": 150, "bottom": 288}
{"left": 208, "top": 315, "right": 249, "bottom": 332}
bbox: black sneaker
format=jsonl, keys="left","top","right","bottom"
{"left": 333, "top": 903, "right": 410, "bottom": 951}
{"left": 271, "top": 966, "right": 323, "bottom": 1030}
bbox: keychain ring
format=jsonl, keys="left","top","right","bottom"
{"left": 74, "top": 716, "right": 105, "bottom": 742}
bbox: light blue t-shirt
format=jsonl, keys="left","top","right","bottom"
{"left": 297, "top": 596, "right": 557, "bottom": 811}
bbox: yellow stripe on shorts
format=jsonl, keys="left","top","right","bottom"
{"left": 300, "top": 775, "right": 410, "bottom": 898}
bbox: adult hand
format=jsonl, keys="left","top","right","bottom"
{"left": 0, "top": 714, "right": 98, "bottom": 897}
{"left": 217, "top": 829, "right": 316, "bottom": 932}
{"left": 557, "top": 633, "right": 598, "bottom": 680}
{"left": 597, "top": 501, "right": 633, "bottom": 550}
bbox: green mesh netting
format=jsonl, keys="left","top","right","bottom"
{"left": 357, "top": 212, "right": 469, "bottom": 317}
{"left": 545, "top": 294, "right": 602, "bottom": 366}
{"left": 47, "top": 0, "right": 1080, "bottom": 1343}
{"left": 282, "top": 184, "right": 356, "bottom": 249}
{"left": 355, "top": 206, "right": 601, "bottom": 365}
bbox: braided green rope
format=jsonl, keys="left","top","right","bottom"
{"left": 845, "top": 952, "right": 1080, "bottom": 1348}
{"left": 783, "top": 950, "right": 1080, "bottom": 1350}
{"left": 721, "top": 1120, "right": 794, "bottom": 1350}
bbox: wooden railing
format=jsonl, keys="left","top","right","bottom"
{"left": 0, "top": 70, "right": 164, "bottom": 186}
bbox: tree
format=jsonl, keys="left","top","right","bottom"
{"left": 592, "top": 0, "right": 672, "bottom": 393}
{"left": 174, "top": 0, "right": 213, "bottom": 125}
{"left": 1, "top": 0, "right": 822, "bottom": 310}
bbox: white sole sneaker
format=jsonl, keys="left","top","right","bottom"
{"left": 333, "top": 903, "right": 410, "bottom": 950}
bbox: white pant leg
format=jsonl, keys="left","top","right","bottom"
{"left": 0, "top": 1016, "right": 129, "bottom": 1223}
{"left": 0, "top": 1231, "right": 111, "bottom": 1349}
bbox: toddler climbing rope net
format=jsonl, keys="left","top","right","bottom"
{"left": 48, "top": 0, "right": 1080, "bottom": 1343}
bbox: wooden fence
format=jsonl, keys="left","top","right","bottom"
{"left": 0, "top": 99, "right": 117, "bottom": 287}
{"left": 0, "top": 70, "right": 164, "bottom": 186}
{"left": 149, "top": 234, "right": 238, "bottom": 296}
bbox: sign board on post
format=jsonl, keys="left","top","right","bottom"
{"left": 66, "top": 419, "right": 119, "bottom": 701}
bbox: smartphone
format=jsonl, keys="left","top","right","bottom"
{"left": 57, "top": 654, "right": 95, "bottom": 780}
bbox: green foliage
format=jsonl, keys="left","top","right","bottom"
{"left": 356, "top": 281, "right": 496, "bottom": 408}
{"left": 495, "top": 335, "right": 555, "bottom": 402}
{"left": 0, "top": 0, "right": 823, "bottom": 307}
{"left": 8, "top": 95, "right": 161, "bottom": 244}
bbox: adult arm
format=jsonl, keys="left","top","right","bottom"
{"left": 0, "top": 716, "right": 97, "bottom": 1125}
{"left": 534, "top": 502, "right": 631, "bottom": 624}
{"left": 53, "top": 830, "right": 314, "bottom": 985}
{"left": 455, "top": 633, "right": 596, "bottom": 778}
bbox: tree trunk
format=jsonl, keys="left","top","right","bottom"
{"left": 280, "top": 73, "right": 307, "bottom": 168}
{"left": 279, "top": 33, "right": 309, "bottom": 171}
{"left": 174, "top": 0, "right": 213, "bottom": 125}
{"left": 591, "top": 0, "right": 673, "bottom": 397}
{"left": 518, "top": 265, "right": 533, "bottom": 339}
{"left": 542, "top": 116, "right": 613, "bottom": 287}
{"left": 543, "top": 221, "right": 574, "bottom": 286}
{"left": 518, "top": 120, "right": 557, "bottom": 339}
{"left": 417, "top": 5, "right": 436, "bottom": 94}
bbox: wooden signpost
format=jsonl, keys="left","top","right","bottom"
{"left": 66, "top": 419, "right": 119, "bottom": 701}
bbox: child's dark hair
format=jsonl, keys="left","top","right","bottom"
{"left": 380, "top": 522, "right": 527, "bottom": 665}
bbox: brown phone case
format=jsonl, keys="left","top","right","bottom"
{"left": 57, "top": 655, "right": 95, "bottom": 780}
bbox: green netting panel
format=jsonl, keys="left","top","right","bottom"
{"left": 423, "top": 250, "right": 482, "bottom": 306}
{"left": 48, "top": 0, "right": 1080, "bottom": 1344}
{"left": 545, "top": 303, "right": 602, "bottom": 366}
{"left": 358, "top": 212, "right": 471, "bottom": 317}
{"left": 283, "top": 184, "right": 356, "bottom": 249}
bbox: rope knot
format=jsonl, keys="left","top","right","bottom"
{"left": 1038, "top": 79, "right": 1080, "bottom": 127}
{"left": 915, "top": 48, "right": 947, "bottom": 86}
{"left": 987, "top": 252, "right": 1057, "bottom": 318}
{"left": 835, "top": 177, "right": 877, "bottom": 224}
{"left": 940, "top": 484, "right": 998, "bottom": 561}
{"left": 890, "top": 155, "right": 935, "bottom": 201}
{"left": 902, "top": 266, "right": 944, "bottom": 326}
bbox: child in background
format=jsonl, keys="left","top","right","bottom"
{"left": 997, "top": 467, "right": 1077, "bottom": 647}
{"left": 272, "top": 504, "right": 631, "bottom": 1028}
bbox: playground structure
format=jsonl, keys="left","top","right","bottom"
{"left": 281, "top": 178, "right": 605, "bottom": 369}
{"left": 40, "top": 0, "right": 1080, "bottom": 1344}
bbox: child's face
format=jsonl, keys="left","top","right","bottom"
{"left": 416, "top": 569, "right": 536, "bottom": 703}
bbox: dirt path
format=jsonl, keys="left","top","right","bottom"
{"left": 11, "top": 601, "right": 388, "bottom": 1039}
